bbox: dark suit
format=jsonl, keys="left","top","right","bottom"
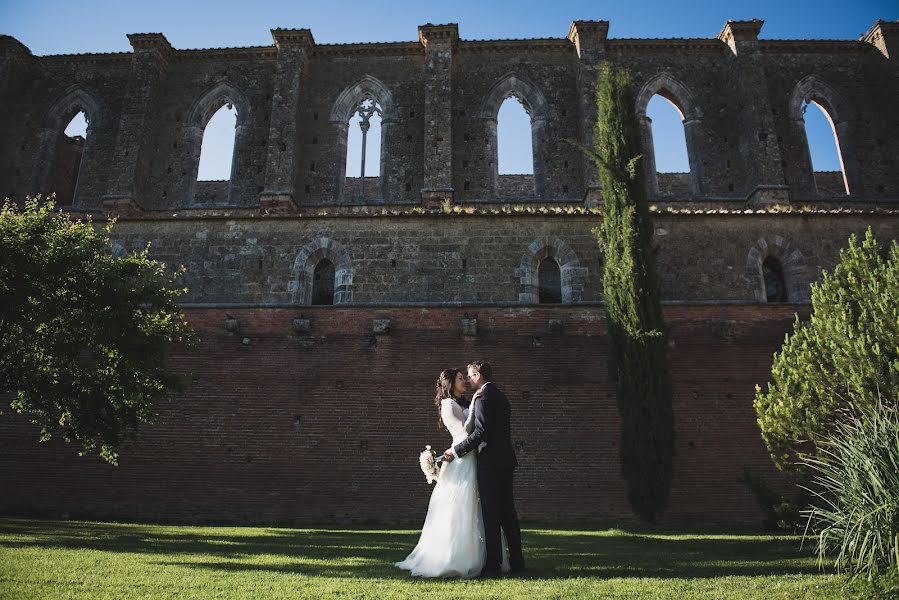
{"left": 453, "top": 382, "right": 524, "bottom": 573}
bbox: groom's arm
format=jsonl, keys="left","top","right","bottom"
{"left": 452, "top": 389, "right": 490, "bottom": 459}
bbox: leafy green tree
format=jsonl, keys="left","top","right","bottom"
{"left": 754, "top": 228, "right": 899, "bottom": 472}
{"left": 0, "top": 196, "right": 193, "bottom": 464}
{"left": 577, "top": 64, "right": 675, "bottom": 521}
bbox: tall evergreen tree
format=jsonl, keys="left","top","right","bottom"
{"left": 585, "top": 64, "right": 675, "bottom": 520}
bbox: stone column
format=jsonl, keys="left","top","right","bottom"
{"left": 259, "top": 28, "right": 314, "bottom": 211}
{"left": 418, "top": 23, "right": 458, "bottom": 207}
{"left": 103, "top": 33, "right": 172, "bottom": 212}
{"left": 567, "top": 20, "right": 608, "bottom": 204}
{"left": 717, "top": 20, "right": 789, "bottom": 206}
{"left": 0, "top": 36, "right": 32, "bottom": 200}
{"left": 639, "top": 115, "right": 660, "bottom": 196}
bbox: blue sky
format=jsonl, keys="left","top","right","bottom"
{"left": 11, "top": 0, "right": 896, "bottom": 182}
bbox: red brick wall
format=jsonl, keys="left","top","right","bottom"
{"left": 0, "top": 304, "right": 804, "bottom": 525}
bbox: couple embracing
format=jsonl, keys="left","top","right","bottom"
{"left": 396, "top": 361, "right": 525, "bottom": 579}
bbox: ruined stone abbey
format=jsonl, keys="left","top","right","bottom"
{"left": 1, "top": 19, "right": 897, "bottom": 524}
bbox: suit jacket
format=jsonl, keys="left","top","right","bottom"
{"left": 453, "top": 382, "right": 518, "bottom": 469}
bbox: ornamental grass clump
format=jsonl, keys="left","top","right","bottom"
{"left": 801, "top": 398, "right": 899, "bottom": 584}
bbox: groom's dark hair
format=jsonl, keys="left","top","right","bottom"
{"left": 467, "top": 360, "right": 493, "bottom": 381}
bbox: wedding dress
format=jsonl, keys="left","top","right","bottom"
{"left": 396, "top": 397, "right": 509, "bottom": 578}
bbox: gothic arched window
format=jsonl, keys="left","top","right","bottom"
{"left": 538, "top": 257, "right": 562, "bottom": 304}
{"left": 802, "top": 99, "right": 848, "bottom": 196}
{"left": 50, "top": 111, "right": 88, "bottom": 205}
{"left": 646, "top": 94, "right": 691, "bottom": 197}
{"left": 497, "top": 96, "right": 534, "bottom": 176}
{"left": 762, "top": 257, "right": 788, "bottom": 303}
{"left": 344, "top": 95, "right": 383, "bottom": 200}
{"left": 311, "top": 259, "right": 336, "bottom": 306}
{"left": 197, "top": 103, "right": 238, "bottom": 182}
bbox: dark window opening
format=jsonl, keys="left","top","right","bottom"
{"left": 538, "top": 257, "right": 562, "bottom": 304}
{"left": 762, "top": 257, "right": 787, "bottom": 303}
{"left": 312, "top": 259, "right": 336, "bottom": 306}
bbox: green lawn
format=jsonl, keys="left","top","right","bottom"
{"left": 0, "top": 517, "right": 882, "bottom": 599}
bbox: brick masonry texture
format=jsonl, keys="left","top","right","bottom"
{"left": 0, "top": 305, "right": 804, "bottom": 525}
{"left": 1, "top": 18, "right": 898, "bottom": 525}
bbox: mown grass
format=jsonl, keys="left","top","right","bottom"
{"left": 0, "top": 517, "right": 886, "bottom": 598}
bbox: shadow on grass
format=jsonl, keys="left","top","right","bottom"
{"left": 0, "top": 518, "right": 824, "bottom": 581}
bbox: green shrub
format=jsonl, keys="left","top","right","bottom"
{"left": 754, "top": 228, "right": 899, "bottom": 473}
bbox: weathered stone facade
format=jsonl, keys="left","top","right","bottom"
{"left": 1, "top": 19, "right": 898, "bottom": 524}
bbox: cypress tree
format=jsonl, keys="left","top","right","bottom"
{"left": 587, "top": 64, "right": 675, "bottom": 521}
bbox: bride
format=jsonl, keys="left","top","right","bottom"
{"left": 396, "top": 368, "right": 509, "bottom": 578}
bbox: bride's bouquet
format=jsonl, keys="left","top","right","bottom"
{"left": 419, "top": 445, "right": 441, "bottom": 484}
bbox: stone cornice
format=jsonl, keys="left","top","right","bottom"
{"left": 759, "top": 40, "right": 868, "bottom": 54}
{"left": 311, "top": 42, "right": 422, "bottom": 57}
{"left": 38, "top": 52, "right": 133, "bottom": 64}
{"left": 70, "top": 199, "right": 899, "bottom": 222}
{"left": 460, "top": 39, "right": 571, "bottom": 53}
{"left": 607, "top": 39, "right": 723, "bottom": 51}
{"left": 178, "top": 47, "right": 277, "bottom": 61}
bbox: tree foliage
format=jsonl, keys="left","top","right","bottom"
{"left": 0, "top": 196, "right": 193, "bottom": 464}
{"left": 587, "top": 64, "right": 675, "bottom": 521}
{"left": 754, "top": 228, "right": 899, "bottom": 472}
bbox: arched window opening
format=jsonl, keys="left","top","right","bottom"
{"left": 802, "top": 99, "right": 848, "bottom": 196}
{"left": 197, "top": 103, "right": 237, "bottom": 181}
{"left": 498, "top": 96, "right": 534, "bottom": 175}
{"left": 49, "top": 111, "right": 88, "bottom": 205}
{"left": 311, "top": 259, "right": 336, "bottom": 306}
{"left": 538, "top": 257, "right": 562, "bottom": 304}
{"left": 344, "top": 95, "right": 382, "bottom": 200}
{"left": 496, "top": 96, "right": 535, "bottom": 198}
{"left": 647, "top": 94, "right": 690, "bottom": 197}
{"left": 762, "top": 257, "right": 787, "bottom": 303}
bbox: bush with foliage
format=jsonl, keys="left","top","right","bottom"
{"left": 754, "top": 228, "right": 899, "bottom": 472}
{"left": 0, "top": 196, "right": 193, "bottom": 464}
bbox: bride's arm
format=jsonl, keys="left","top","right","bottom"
{"left": 440, "top": 398, "right": 465, "bottom": 438}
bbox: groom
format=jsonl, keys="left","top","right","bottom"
{"left": 443, "top": 360, "right": 525, "bottom": 576}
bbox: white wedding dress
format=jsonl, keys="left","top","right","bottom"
{"left": 396, "top": 397, "right": 509, "bottom": 578}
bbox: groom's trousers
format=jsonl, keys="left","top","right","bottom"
{"left": 477, "top": 465, "right": 525, "bottom": 573}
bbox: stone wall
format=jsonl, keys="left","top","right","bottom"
{"left": 1, "top": 20, "right": 897, "bottom": 210}
{"left": 103, "top": 211, "right": 899, "bottom": 305}
{"left": 0, "top": 304, "right": 802, "bottom": 525}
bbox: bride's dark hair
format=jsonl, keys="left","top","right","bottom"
{"left": 433, "top": 368, "right": 462, "bottom": 429}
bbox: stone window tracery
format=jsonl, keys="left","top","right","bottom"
{"left": 344, "top": 94, "right": 383, "bottom": 200}
{"left": 330, "top": 76, "right": 394, "bottom": 202}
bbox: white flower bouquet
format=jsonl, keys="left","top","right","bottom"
{"left": 419, "top": 445, "right": 441, "bottom": 484}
